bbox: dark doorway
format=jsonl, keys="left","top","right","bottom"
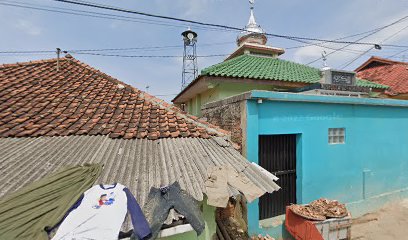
{"left": 259, "top": 134, "right": 297, "bottom": 219}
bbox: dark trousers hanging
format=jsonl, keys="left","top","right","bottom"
{"left": 142, "top": 182, "right": 205, "bottom": 239}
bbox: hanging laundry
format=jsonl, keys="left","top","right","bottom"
{"left": 52, "top": 183, "right": 151, "bottom": 240}
{"left": 143, "top": 181, "right": 205, "bottom": 239}
{"left": 0, "top": 164, "right": 102, "bottom": 240}
{"left": 205, "top": 166, "right": 265, "bottom": 208}
{"left": 163, "top": 209, "right": 185, "bottom": 225}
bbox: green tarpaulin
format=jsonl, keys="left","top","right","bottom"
{"left": 0, "top": 164, "right": 103, "bottom": 240}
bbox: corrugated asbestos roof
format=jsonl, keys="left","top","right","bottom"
{"left": 0, "top": 135, "right": 279, "bottom": 208}
{"left": 0, "top": 56, "right": 280, "bottom": 232}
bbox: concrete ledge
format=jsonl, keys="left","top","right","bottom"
{"left": 203, "top": 90, "right": 408, "bottom": 111}
{"left": 250, "top": 90, "right": 408, "bottom": 107}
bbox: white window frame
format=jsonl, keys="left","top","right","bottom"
{"left": 328, "top": 128, "right": 345, "bottom": 144}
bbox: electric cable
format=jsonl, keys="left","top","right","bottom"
{"left": 70, "top": 52, "right": 228, "bottom": 58}
{"left": 285, "top": 27, "right": 386, "bottom": 50}
{"left": 305, "top": 15, "right": 408, "bottom": 66}
{"left": 53, "top": 0, "right": 408, "bottom": 48}
{"left": 5, "top": 0, "right": 406, "bottom": 57}
{"left": 387, "top": 48, "right": 408, "bottom": 59}
{"left": 0, "top": 1, "right": 380, "bottom": 56}
{"left": 0, "top": 1, "right": 234, "bottom": 32}
{"left": 340, "top": 24, "right": 408, "bottom": 69}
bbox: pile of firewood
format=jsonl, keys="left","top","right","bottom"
{"left": 289, "top": 198, "right": 348, "bottom": 221}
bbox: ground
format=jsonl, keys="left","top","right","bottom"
{"left": 352, "top": 199, "right": 408, "bottom": 240}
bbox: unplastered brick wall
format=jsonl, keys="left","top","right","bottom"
{"left": 201, "top": 95, "right": 246, "bottom": 152}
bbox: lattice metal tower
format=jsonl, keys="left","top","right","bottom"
{"left": 181, "top": 29, "right": 198, "bottom": 89}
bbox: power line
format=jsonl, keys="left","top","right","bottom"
{"left": 0, "top": 2, "right": 184, "bottom": 28}
{"left": 0, "top": 50, "right": 55, "bottom": 54}
{"left": 285, "top": 28, "right": 386, "bottom": 50}
{"left": 340, "top": 24, "right": 408, "bottom": 69}
{"left": 71, "top": 52, "right": 228, "bottom": 58}
{"left": 0, "top": 51, "right": 229, "bottom": 58}
{"left": 0, "top": 0, "right": 364, "bottom": 55}
{"left": 0, "top": 1, "right": 388, "bottom": 58}
{"left": 0, "top": 53, "right": 56, "bottom": 57}
{"left": 305, "top": 15, "right": 408, "bottom": 66}
{"left": 3, "top": 0, "right": 408, "bottom": 62}
{"left": 69, "top": 41, "right": 234, "bottom": 53}
{"left": 6, "top": 0, "right": 408, "bottom": 51}
{"left": 0, "top": 1, "right": 235, "bottom": 33}
{"left": 387, "top": 48, "right": 408, "bottom": 58}
{"left": 286, "top": 38, "right": 366, "bottom": 55}
{"left": 53, "top": 0, "right": 408, "bottom": 48}
{"left": 0, "top": 40, "right": 234, "bottom": 54}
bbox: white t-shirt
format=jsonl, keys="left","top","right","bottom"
{"left": 52, "top": 183, "right": 149, "bottom": 240}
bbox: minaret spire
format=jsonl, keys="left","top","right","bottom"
{"left": 246, "top": 0, "right": 263, "bottom": 33}
{"left": 237, "top": 0, "right": 267, "bottom": 46}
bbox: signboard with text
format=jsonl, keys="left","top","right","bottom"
{"left": 331, "top": 71, "right": 355, "bottom": 85}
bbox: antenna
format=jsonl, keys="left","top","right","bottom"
{"left": 56, "top": 48, "right": 61, "bottom": 71}
{"left": 181, "top": 28, "right": 198, "bottom": 90}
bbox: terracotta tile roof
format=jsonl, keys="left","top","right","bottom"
{"left": 0, "top": 56, "right": 228, "bottom": 139}
{"left": 356, "top": 56, "right": 408, "bottom": 95}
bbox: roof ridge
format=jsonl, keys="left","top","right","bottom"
{"left": 356, "top": 56, "right": 408, "bottom": 72}
{"left": 0, "top": 57, "right": 68, "bottom": 69}
{"left": 369, "top": 56, "right": 407, "bottom": 65}
{"left": 204, "top": 54, "right": 321, "bottom": 71}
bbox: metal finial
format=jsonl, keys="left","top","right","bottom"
{"left": 237, "top": 0, "right": 266, "bottom": 46}
{"left": 322, "top": 51, "right": 328, "bottom": 68}
{"left": 249, "top": 0, "right": 255, "bottom": 9}
{"left": 244, "top": 0, "right": 264, "bottom": 34}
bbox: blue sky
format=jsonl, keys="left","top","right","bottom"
{"left": 1, "top": 0, "right": 408, "bottom": 102}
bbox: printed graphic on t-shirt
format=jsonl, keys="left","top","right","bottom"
{"left": 93, "top": 192, "right": 115, "bottom": 209}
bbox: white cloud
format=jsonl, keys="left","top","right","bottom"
{"left": 15, "top": 19, "right": 42, "bottom": 36}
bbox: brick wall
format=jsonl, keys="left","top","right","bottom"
{"left": 201, "top": 97, "right": 245, "bottom": 151}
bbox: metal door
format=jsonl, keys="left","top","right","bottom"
{"left": 259, "top": 134, "right": 297, "bottom": 219}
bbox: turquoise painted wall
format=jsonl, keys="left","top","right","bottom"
{"left": 245, "top": 93, "right": 408, "bottom": 238}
